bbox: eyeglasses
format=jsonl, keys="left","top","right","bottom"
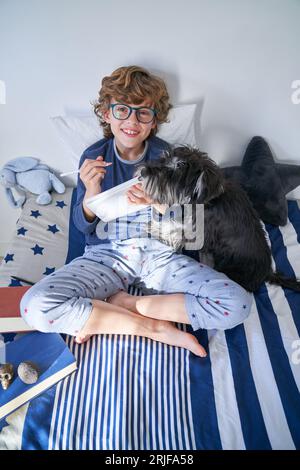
{"left": 109, "top": 103, "right": 156, "bottom": 124}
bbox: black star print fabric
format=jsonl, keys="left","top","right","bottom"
{"left": 0, "top": 188, "right": 84, "bottom": 286}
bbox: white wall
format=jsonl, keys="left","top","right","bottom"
{"left": 0, "top": 0, "right": 299, "bottom": 255}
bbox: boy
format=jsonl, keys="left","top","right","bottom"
{"left": 21, "top": 66, "right": 252, "bottom": 357}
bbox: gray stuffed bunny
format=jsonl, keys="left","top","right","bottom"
{"left": 0, "top": 157, "right": 66, "bottom": 207}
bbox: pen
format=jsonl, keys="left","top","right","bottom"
{"left": 60, "top": 162, "right": 113, "bottom": 177}
{"left": 60, "top": 170, "right": 80, "bottom": 177}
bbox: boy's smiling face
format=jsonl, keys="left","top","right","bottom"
{"left": 103, "top": 99, "right": 156, "bottom": 158}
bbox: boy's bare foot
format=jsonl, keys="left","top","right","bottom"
{"left": 76, "top": 320, "right": 205, "bottom": 356}
{"left": 143, "top": 318, "right": 206, "bottom": 357}
{"left": 75, "top": 333, "right": 93, "bottom": 344}
{"left": 75, "top": 293, "right": 136, "bottom": 344}
{"left": 106, "top": 291, "right": 206, "bottom": 356}
{"left": 107, "top": 291, "right": 138, "bottom": 312}
{"left": 74, "top": 296, "right": 207, "bottom": 356}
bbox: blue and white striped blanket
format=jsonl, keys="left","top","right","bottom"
{"left": 0, "top": 195, "right": 299, "bottom": 450}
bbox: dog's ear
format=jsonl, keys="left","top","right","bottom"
{"left": 194, "top": 169, "right": 224, "bottom": 203}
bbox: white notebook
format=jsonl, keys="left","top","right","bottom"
{"left": 85, "top": 177, "right": 150, "bottom": 222}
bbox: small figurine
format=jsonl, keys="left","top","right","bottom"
{"left": 17, "top": 361, "right": 39, "bottom": 384}
{"left": 0, "top": 363, "right": 14, "bottom": 390}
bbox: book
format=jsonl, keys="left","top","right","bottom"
{"left": 0, "top": 286, "right": 33, "bottom": 333}
{"left": 85, "top": 176, "right": 149, "bottom": 222}
{"left": 0, "top": 331, "right": 77, "bottom": 421}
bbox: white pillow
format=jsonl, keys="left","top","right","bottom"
{"left": 51, "top": 104, "right": 197, "bottom": 169}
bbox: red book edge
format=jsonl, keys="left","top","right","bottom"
{"left": 0, "top": 286, "right": 34, "bottom": 333}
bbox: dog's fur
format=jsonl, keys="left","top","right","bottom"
{"left": 135, "top": 146, "right": 300, "bottom": 293}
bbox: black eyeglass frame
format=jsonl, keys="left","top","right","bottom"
{"left": 109, "top": 103, "right": 157, "bottom": 123}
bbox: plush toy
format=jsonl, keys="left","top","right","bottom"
{"left": 0, "top": 157, "right": 66, "bottom": 207}
{"left": 222, "top": 136, "right": 300, "bottom": 226}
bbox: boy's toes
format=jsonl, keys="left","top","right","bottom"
{"left": 75, "top": 333, "right": 93, "bottom": 344}
{"left": 189, "top": 336, "right": 207, "bottom": 357}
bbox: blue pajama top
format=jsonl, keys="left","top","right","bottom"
{"left": 73, "top": 136, "right": 170, "bottom": 246}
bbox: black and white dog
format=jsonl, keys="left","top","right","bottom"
{"left": 135, "top": 146, "right": 300, "bottom": 293}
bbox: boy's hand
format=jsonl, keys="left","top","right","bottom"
{"left": 80, "top": 156, "right": 112, "bottom": 198}
{"left": 81, "top": 156, "right": 112, "bottom": 222}
{"left": 126, "top": 184, "right": 168, "bottom": 214}
{"left": 126, "top": 183, "right": 153, "bottom": 205}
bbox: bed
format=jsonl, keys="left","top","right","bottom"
{"left": 0, "top": 185, "right": 299, "bottom": 450}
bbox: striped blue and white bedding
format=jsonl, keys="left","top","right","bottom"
{"left": 0, "top": 194, "right": 299, "bottom": 450}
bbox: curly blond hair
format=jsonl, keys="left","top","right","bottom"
{"left": 93, "top": 65, "right": 172, "bottom": 139}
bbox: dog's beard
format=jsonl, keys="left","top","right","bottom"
{"left": 135, "top": 161, "right": 206, "bottom": 251}
{"left": 146, "top": 207, "right": 194, "bottom": 251}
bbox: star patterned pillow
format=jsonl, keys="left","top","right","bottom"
{"left": 0, "top": 188, "right": 76, "bottom": 287}
{"left": 222, "top": 136, "right": 300, "bottom": 226}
